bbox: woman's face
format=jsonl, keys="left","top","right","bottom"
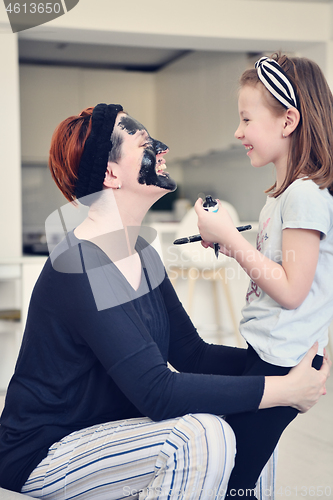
{"left": 112, "top": 113, "right": 177, "bottom": 193}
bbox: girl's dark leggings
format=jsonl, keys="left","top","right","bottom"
{"left": 225, "top": 344, "right": 323, "bottom": 499}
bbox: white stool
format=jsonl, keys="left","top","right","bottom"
{"left": 172, "top": 203, "right": 244, "bottom": 347}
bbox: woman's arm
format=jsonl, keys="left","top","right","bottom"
{"left": 194, "top": 199, "right": 320, "bottom": 309}
{"left": 260, "top": 343, "right": 331, "bottom": 412}
{"left": 160, "top": 273, "right": 248, "bottom": 376}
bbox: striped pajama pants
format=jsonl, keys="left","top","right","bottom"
{"left": 21, "top": 414, "right": 276, "bottom": 500}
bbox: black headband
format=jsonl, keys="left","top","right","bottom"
{"left": 74, "top": 103, "right": 123, "bottom": 200}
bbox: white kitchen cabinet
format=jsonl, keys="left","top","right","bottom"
{"left": 20, "top": 64, "right": 156, "bottom": 164}
{"left": 0, "top": 257, "right": 46, "bottom": 391}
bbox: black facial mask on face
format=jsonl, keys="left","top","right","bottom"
{"left": 118, "top": 115, "right": 177, "bottom": 192}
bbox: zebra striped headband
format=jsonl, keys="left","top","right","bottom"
{"left": 255, "top": 57, "right": 299, "bottom": 110}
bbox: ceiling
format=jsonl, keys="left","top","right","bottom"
{"left": 19, "top": 39, "right": 190, "bottom": 72}
{"left": 243, "top": 0, "right": 332, "bottom": 2}
{"left": 18, "top": 0, "right": 332, "bottom": 71}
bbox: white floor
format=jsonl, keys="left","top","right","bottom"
{"left": 275, "top": 374, "right": 333, "bottom": 500}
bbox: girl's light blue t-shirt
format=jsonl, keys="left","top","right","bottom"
{"left": 240, "top": 178, "right": 333, "bottom": 366}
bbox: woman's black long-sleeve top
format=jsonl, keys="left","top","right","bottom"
{"left": 0, "top": 232, "right": 264, "bottom": 491}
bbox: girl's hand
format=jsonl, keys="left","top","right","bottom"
{"left": 200, "top": 240, "right": 233, "bottom": 257}
{"left": 194, "top": 198, "right": 239, "bottom": 257}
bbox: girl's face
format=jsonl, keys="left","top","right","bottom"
{"left": 234, "top": 84, "right": 289, "bottom": 172}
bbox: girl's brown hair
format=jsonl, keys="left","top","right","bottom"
{"left": 240, "top": 53, "right": 333, "bottom": 197}
{"left": 49, "top": 107, "right": 93, "bottom": 202}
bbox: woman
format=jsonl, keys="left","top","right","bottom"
{"left": 0, "top": 103, "right": 330, "bottom": 499}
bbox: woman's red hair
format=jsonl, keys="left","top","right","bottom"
{"left": 49, "top": 107, "right": 93, "bottom": 202}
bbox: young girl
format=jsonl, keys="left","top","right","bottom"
{"left": 195, "top": 53, "right": 333, "bottom": 499}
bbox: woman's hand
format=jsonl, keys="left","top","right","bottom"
{"left": 259, "top": 343, "right": 331, "bottom": 412}
{"left": 286, "top": 344, "right": 331, "bottom": 412}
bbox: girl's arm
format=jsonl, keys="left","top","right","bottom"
{"left": 194, "top": 199, "right": 320, "bottom": 309}
{"left": 260, "top": 344, "right": 331, "bottom": 412}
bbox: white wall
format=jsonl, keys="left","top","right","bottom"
{"left": 0, "top": 34, "right": 21, "bottom": 259}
